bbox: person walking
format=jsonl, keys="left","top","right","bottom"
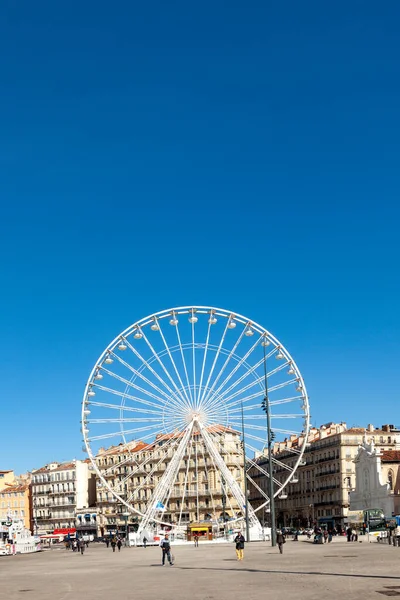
{"left": 117, "top": 538, "right": 122, "bottom": 552}
{"left": 79, "top": 539, "right": 85, "bottom": 555}
{"left": 143, "top": 536, "right": 148, "bottom": 549}
{"left": 194, "top": 533, "right": 199, "bottom": 548}
{"left": 160, "top": 534, "right": 173, "bottom": 566}
{"left": 105, "top": 538, "right": 110, "bottom": 548}
{"left": 346, "top": 526, "right": 352, "bottom": 542}
{"left": 111, "top": 537, "right": 117, "bottom": 553}
{"left": 323, "top": 529, "right": 328, "bottom": 544}
{"left": 234, "top": 532, "right": 245, "bottom": 561}
{"left": 276, "top": 530, "right": 286, "bottom": 554}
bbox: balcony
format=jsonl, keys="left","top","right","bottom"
{"left": 48, "top": 501, "right": 76, "bottom": 508}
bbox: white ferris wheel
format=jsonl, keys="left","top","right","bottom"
{"left": 81, "top": 306, "right": 310, "bottom": 537}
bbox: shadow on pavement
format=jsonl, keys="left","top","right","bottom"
{"left": 170, "top": 566, "right": 400, "bottom": 580}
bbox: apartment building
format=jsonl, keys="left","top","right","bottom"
{"left": 0, "top": 482, "right": 32, "bottom": 532}
{"left": 95, "top": 425, "right": 245, "bottom": 535}
{"left": 249, "top": 423, "right": 400, "bottom": 531}
{"left": 31, "top": 460, "right": 96, "bottom": 536}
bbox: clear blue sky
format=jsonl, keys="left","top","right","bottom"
{"left": 1, "top": 1, "right": 399, "bottom": 474}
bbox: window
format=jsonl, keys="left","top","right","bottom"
{"left": 388, "top": 470, "right": 394, "bottom": 490}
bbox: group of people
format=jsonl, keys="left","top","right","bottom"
{"left": 346, "top": 527, "right": 359, "bottom": 542}
{"left": 65, "top": 538, "right": 89, "bottom": 554}
{"left": 105, "top": 536, "right": 123, "bottom": 552}
{"left": 313, "top": 528, "right": 333, "bottom": 544}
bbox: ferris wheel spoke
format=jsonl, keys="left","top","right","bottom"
{"left": 88, "top": 417, "right": 163, "bottom": 424}
{"left": 272, "top": 456, "right": 296, "bottom": 473}
{"left": 140, "top": 330, "right": 190, "bottom": 411}
{"left": 88, "top": 422, "right": 162, "bottom": 442}
{"left": 191, "top": 318, "right": 197, "bottom": 407}
{"left": 199, "top": 422, "right": 260, "bottom": 527}
{"left": 174, "top": 318, "right": 194, "bottom": 405}
{"left": 198, "top": 326, "right": 247, "bottom": 411}
{"left": 205, "top": 434, "right": 236, "bottom": 519}
{"left": 246, "top": 473, "right": 270, "bottom": 502}
{"left": 201, "top": 332, "right": 263, "bottom": 413}
{"left": 272, "top": 429, "right": 302, "bottom": 437}
{"left": 197, "top": 318, "right": 230, "bottom": 408}
{"left": 126, "top": 435, "right": 182, "bottom": 502}
{"left": 198, "top": 440, "right": 218, "bottom": 523}
{"left": 124, "top": 338, "right": 189, "bottom": 412}
{"left": 88, "top": 400, "right": 163, "bottom": 416}
{"left": 155, "top": 319, "right": 192, "bottom": 408}
{"left": 177, "top": 437, "right": 194, "bottom": 529}
{"left": 139, "top": 422, "right": 195, "bottom": 533}
{"left": 247, "top": 458, "right": 281, "bottom": 486}
{"left": 91, "top": 384, "right": 165, "bottom": 412}
{"left": 204, "top": 347, "right": 279, "bottom": 413}
{"left": 95, "top": 367, "right": 167, "bottom": 406}
{"left": 107, "top": 352, "right": 180, "bottom": 406}
{"left": 270, "top": 395, "right": 304, "bottom": 406}
{"left": 223, "top": 377, "right": 298, "bottom": 411}
{"left": 197, "top": 319, "right": 213, "bottom": 408}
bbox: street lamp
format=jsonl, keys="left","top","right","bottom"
{"left": 122, "top": 512, "right": 130, "bottom": 547}
{"left": 261, "top": 343, "right": 277, "bottom": 547}
{"left": 240, "top": 399, "right": 251, "bottom": 542}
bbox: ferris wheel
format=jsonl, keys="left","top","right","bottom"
{"left": 81, "top": 306, "right": 310, "bottom": 536}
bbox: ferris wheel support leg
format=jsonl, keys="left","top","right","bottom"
{"left": 138, "top": 422, "right": 194, "bottom": 536}
{"left": 197, "top": 421, "right": 262, "bottom": 540}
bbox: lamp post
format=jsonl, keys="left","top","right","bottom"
{"left": 122, "top": 512, "right": 130, "bottom": 547}
{"left": 240, "top": 399, "right": 251, "bottom": 542}
{"left": 261, "top": 342, "right": 276, "bottom": 547}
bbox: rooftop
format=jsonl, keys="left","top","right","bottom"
{"left": 381, "top": 451, "right": 400, "bottom": 463}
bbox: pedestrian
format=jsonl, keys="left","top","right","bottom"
{"left": 194, "top": 533, "right": 199, "bottom": 547}
{"left": 111, "top": 537, "right": 117, "bottom": 553}
{"left": 72, "top": 539, "right": 78, "bottom": 552}
{"left": 276, "top": 530, "right": 286, "bottom": 554}
{"left": 117, "top": 538, "right": 122, "bottom": 552}
{"left": 234, "top": 532, "right": 245, "bottom": 561}
{"left": 143, "top": 536, "right": 148, "bottom": 549}
{"left": 160, "top": 533, "right": 173, "bottom": 566}
{"left": 346, "top": 526, "right": 352, "bottom": 542}
{"left": 323, "top": 530, "right": 328, "bottom": 544}
{"left": 105, "top": 538, "right": 110, "bottom": 548}
{"left": 328, "top": 530, "right": 333, "bottom": 543}
{"left": 79, "top": 539, "right": 85, "bottom": 555}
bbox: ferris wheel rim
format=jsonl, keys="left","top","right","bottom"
{"left": 81, "top": 305, "right": 310, "bottom": 530}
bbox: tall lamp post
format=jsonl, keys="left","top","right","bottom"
{"left": 240, "top": 399, "right": 251, "bottom": 542}
{"left": 261, "top": 342, "right": 276, "bottom": 547}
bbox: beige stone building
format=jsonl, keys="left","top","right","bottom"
{"left": 0, "top": 481, "right": 32, "bottom": 532}
{"left": 95, "top": 425, "right": 245, "bottom": 535}
{"left": 31, "top": 460, "right": 96, "bottom": 536}
{"left": 249, "top": 423, "right": 400, "bottom": 531}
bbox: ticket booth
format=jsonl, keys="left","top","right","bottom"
{"left": 187, "top": 522, "right": 213, "bottom": 541}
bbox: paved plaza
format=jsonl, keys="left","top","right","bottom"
{"left": 1, "top": 538, "right": 400, "bottom": 600}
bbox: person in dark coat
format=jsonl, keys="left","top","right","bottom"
{"left": 117, "top": 538, "right": 122, "bottom": 552}
{"left": 234, "top": 532, "right": 245, "bottom": 561}
{"left": 143, "top": 536, "right": 148, "bottom": 549}
{"left": 276, "top": 530, "right": 286, "bottom": 554}
{"left": 160, "top": 534, "right": 173, "bottom": 566}
{"left": 111, "top": 537, "right": 117, "bottom": 553}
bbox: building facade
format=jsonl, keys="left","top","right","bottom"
{"left": 0, "top": 482, "right": 32, "bottom": 532}
{"left": 95, "top": 426, "right": 245, "bottom": 535}
{"left": 31, "top": 460, "right": 96, "bottom": 536}
{"left": 249, "top": 423, "right": 400, "bottom": 531}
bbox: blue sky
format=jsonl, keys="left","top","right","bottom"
{"left": 1, "top": 1, "right": 399, "bottom": 474}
